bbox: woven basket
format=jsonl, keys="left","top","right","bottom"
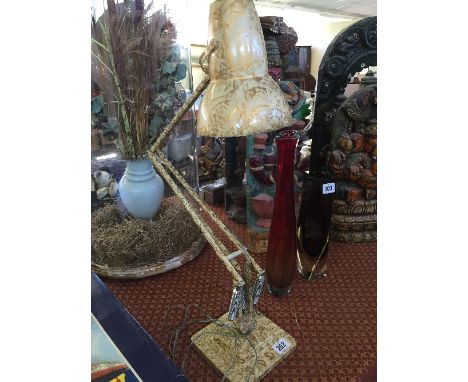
{"left": 92, "top": 234, "right": 207, "bottom": 279}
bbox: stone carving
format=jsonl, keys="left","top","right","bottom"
{"left": 327, "top": 84, "right": 377, "bottom": 241}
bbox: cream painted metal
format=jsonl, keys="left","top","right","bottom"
{"left": 196, "top": 0, "right": 293, "bottom": 137}
{"left": 147, "top": 1, "right": 297, "bottom": 378}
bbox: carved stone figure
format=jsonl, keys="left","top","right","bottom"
{"left": 327, "top": 85, "right": 377, "bottom": 241}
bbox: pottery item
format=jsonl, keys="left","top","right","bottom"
{"left": 119, "top": 159, "right": 164, "bottom": 220}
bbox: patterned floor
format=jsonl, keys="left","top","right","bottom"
{"left": 105, "top": 205, "right": 376, "bottom": 382}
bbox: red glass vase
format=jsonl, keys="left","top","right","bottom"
{"left": 266, "top": 130, "right": 298, "bottom": 297}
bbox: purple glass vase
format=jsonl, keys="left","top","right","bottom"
{"left": 266, "top": 130, "right": 298, "bottom": 296}
{"left": 296, "top": 172, "right": 335, "bottom": 279}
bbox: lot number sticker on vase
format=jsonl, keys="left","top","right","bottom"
{"left": 322, "top": 182, "right": 335, "bottom": 194}
{"left": 272, "top": 338, "right": 291, "bottom": 355}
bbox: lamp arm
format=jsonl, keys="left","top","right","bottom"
{"left": 148, "top": 74, "right": 210, "bottom": 153}
{"left": 154, "top": 147, "right": 263, "bottom": 275}
{"left": 150, "top": 151, "right": 245, "bottom": 285}
{"left": 147, "top": 38, "right": 262, "bottom": 275}
{"left": 199, "top": 39, "right": 217, "bottom": 74}
{"left": 147, "top": 39, "right": 267, "bottom": 318}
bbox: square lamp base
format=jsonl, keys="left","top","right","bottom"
{"left": 191, "top": 312, "right": 296, "bottom": 382}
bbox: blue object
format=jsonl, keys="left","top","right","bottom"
{"left": 119, "top": 159, "right": 164, "bottom": 220}
{"left": 91, "top": 95, "right": 104, "bottom": 114}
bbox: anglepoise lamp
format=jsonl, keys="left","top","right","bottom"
{"left": 148, "top": 0, "right": 296, "bottom": 379}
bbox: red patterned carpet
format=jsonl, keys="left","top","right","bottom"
{"left": 105, "top": 205, "right": 376, "bottom": 382}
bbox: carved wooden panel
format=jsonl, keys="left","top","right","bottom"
{"left": 309, "top": 16, "right": 377, "bottom": 174}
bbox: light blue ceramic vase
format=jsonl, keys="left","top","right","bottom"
{"left": 119, "top": 159, "right": 164, "bottom": 220}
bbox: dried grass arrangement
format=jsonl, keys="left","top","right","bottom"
{"left": 91, "top": 0, "right": 176, "bottom": 159}
{"left": 91, "top": 197, "right": 206, "bottom": 279}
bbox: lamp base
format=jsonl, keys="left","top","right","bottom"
{"left": 191, "top": 312, "right": 296, "bottom": 382}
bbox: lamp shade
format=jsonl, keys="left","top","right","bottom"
{"left": 196, "top": 0, "right": 294, "bottom": 137}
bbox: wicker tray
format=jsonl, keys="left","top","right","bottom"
{"left": 92, "top": 234, "right": 207, "bottom": 280}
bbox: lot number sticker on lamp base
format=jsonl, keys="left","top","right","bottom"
{"left": 272, "top": 338, "right": 291, "bottom": 355}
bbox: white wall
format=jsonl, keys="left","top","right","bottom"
{"left": 164, "top": 0, "right": 212, "bottom": 46}
{"left": 309, "top": 19, "right": 357, "bottom": 79}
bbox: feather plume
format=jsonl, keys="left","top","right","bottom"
{"left": 91, "top": 0, "right": 175, "bottom": 159}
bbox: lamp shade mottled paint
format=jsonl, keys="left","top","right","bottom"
{"left": 197, "top": 0, "right": 294, "bottom": 137}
